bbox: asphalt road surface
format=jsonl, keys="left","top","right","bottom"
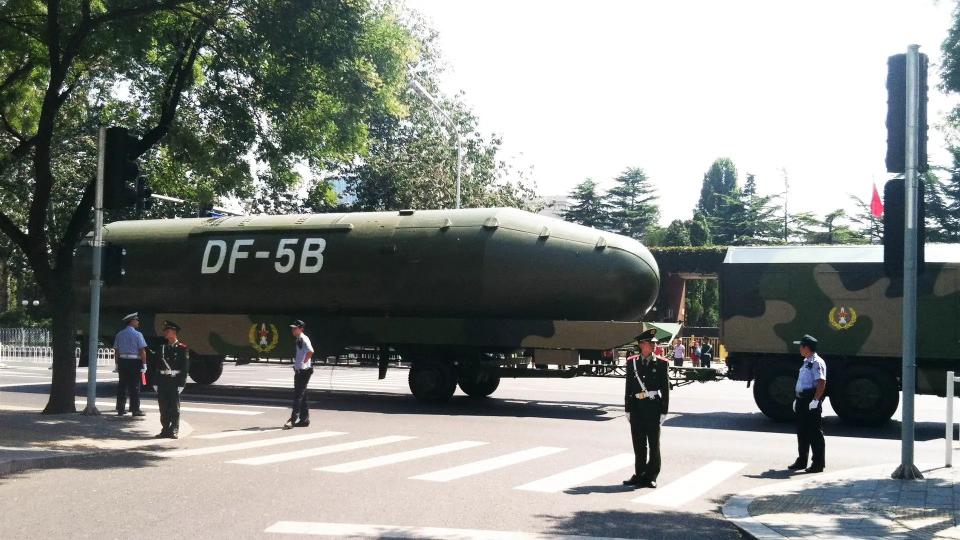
{"left": 0, "top": 360, "right": 952, "bottom": 540}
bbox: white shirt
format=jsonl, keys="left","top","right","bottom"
{"left": 673, "top": 344, "right": 685, "bottom": 359}
{"left": 294, "top": 334, "right": 314, "bottom": 370}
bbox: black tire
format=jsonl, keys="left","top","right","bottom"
{"left": 457, "top": 363, "right": 501, "bottom": 398}
{"left": 188, "top": 355, "right": 224, "bottom": 385}
{"left": 830, "top": 366, "right": 898, "bottom": 427}
{"left": 408, "top": 360, "right": 457, "bottom": 403}
{"left": 753, "top": 362, "right": 798, "bottom": 422}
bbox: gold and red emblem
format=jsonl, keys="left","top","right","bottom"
{"left": 828, "top": 306, "right": 857, "bottom": 330}
{"left": 248, "top": 323, "right": 279, "bottom": 353}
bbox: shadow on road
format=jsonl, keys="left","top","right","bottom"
{"left": 539, "top": 509, "right": 744, "bottom": 539}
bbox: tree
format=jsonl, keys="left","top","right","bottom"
{"left": 0, "top": 0, "right": 416, "bottom": 413}
{"left": 849, "top": 195, "right": 883, "bottom": 244}
{"left": 695, "top": 158, "right": 742, "bottom": 244}
{"left": 562, "top": 179, "right": 610, "bottom": 229}
{"left": 800, "top": 209, "right": 867, "bottom": 245}
{"left": 606, "top": 167, "right": 658, "bottom": 240}
{"left": 661, "top": 219, "right": 690, "bottom": 247}
{"left": 689, "top": 211, "right": 712, "bottom": 247}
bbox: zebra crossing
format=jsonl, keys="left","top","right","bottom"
{"left": 0, "top": 364, "right": 118, "bottom": 388}
{"left": 161, "top": 426, "right": 747, "bottom": 505}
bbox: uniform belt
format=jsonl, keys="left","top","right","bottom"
{"left": 159, "top": 370, "right": 181, "bottom": 376}
{"left": 633, "top": 390, "right": 661, "bottom": 400}
{"left": 797, "top": 389, "right": 816, "bottom": 398}
{"left": 119, "top": 355, "right": 139, "bottom": 359}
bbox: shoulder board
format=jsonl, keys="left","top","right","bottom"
{"left": 176, "top": 342, "right": 189, "bottom": 349}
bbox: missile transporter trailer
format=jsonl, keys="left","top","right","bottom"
{"left": 76, "top": 208, "right": 660, "bottom": 402}
{"left": 722, "top": 245, "right": 960, "bottom": 426}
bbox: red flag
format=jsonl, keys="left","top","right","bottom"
{"left": 870, "top": 183, "right": 884, "bottom": 217}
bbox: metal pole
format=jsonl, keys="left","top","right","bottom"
{"left": 893, "top": 44, "right": 922, "bottom": 480}
{"left": 455, "top": 135, "right": 462, "bottom": 209}
{"left": 408, "top": 74, "right": 462, "bottom": 210}
{"left": 82, "top": 127, "right": 106, "bottom": 416}
{"left": 947, "top": 371, "right": 954, "bottom": 467}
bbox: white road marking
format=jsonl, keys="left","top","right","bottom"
{"left": 317, "top": 441, "right": 488, "bottom": 473}
{"left": 264, "top": 521, "right": 641, "bottom": 539}
{"left": 228, "top": 435, "right": 414, "bottom": 466}
{"left": 0, "top": 372, "right": 49, "bottom": 378}
{"left": 197, "top": 429, "right": 281, "bottom": 440}
{"left": 0, "top": 378, "right": 118, "bottom": 388}
{"left": 91, "top": 400, "right": 263, "bottom": 416}
{"left": 160, "top": 432, "right": 345, "bottom": 458}
{"left": 514, "top": 453, "right": 635, "bottom": 493}
{"left": 631, "top": 460, "right": 747, "bottom": 507}
{"left": 411, "top": 446, "right": 567, "bottom": 482}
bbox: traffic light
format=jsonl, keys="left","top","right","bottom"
{"left": 136, "top": 176, "right": 153, "bottom": 214}
{"left": 103, "top": 127, "right": 140, "bottom": 209}
{"left": 882, "top": 178, "right": 925, "bottom": 277}
{"left": 885, "top": 53, "right": 929, "bottom": 174}
{"left": 102, "top": 243, "right": 126, "bottom": 285}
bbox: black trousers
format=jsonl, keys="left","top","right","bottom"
{"left": 629, "top": 400, "right": 662, "bottom": 481}
{"left": 116, "top": 358, "right": 142, "bottom": 413}
{"left": 701, "top": 356, "right": 712, "bottom": 368}
{"left": 796, "top": 395, "right": 825, "bottom": 467}
{"left": 292, "top": 367, "right": 314, "bottom": 421}
{"left": 157, "top": 382, "right": 181, "bottom": 435}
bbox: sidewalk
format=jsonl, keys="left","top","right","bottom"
{"left": 724, "top": 462, "right": 960, "bottom": 539}
{"left": 0, "top": 404, "right": 192, "bottom": 476}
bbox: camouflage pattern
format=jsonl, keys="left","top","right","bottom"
{"left": 76, "top": 208, "right": 660, "bottom": 363}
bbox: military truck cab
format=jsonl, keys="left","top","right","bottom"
{"left": 721, "top": 245, "right": 960, "bottom": 426}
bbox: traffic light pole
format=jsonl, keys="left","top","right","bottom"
{"left": 892, "top": 44, "right": 922, "bottom": 480}
{"left": 81, "top": 127, "right": 106, "bottom": 416}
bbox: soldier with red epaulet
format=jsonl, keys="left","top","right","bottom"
{"left": 622, "top": 328, "right": 671, "bottom": 489}
{"left": 151, "top": 320, "right": 190, "bottom": 439}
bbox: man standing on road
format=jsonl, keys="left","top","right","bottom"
{"left": 623, "top": 328, "right": 670, "bottom": 489}
{"left": 671, "top": 338, "right": 685, "bottom": 367}
{"left": 113, "top": 312, "right": 147, "bottom": 417}
{"left": 152, "top": 321, "right": 189, "bottom": 439}
{"left": 788, "top": 334, "right": 827, "bottom": 473}
{"left": 284, "top": 319, "right": 314, "bottom": 430}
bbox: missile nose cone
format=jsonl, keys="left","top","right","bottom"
{"left": 601, "top": 234, "right": 660, "bottom": 320}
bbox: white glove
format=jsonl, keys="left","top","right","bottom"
{"left": 140, "top": 365, "right": 147, "bottom": 374}
{"left": 809, "top": 399, "right": 819, "bottom": 410}
{"left": 177, "top": 387, "right": 184, "bottom": 394}
{"left": 626, "top": 413, "right": 631, "bottom": 422}
{"left": 660, "top": 414, "right": 667, "bottom": 425}
{"left": 792, "top": 400, "right": 797, "bottom": 412}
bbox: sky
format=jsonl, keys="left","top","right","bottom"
{"left": 403, "top": 0, "right": 959, "bottom": 226}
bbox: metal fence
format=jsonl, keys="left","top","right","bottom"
{"left": 0, "top": 327, "right": 52, "bottom": 347}
{"left": 0, "top": 343, "right": 114, "bottom": 367}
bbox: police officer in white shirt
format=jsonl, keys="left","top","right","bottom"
{"left": 788, "top": 334, "right": 827, "bottom": 473}
{"left": 113, "top": 312, "right": 147, "bottom": 417}
{"left": 284, "top": 320, "right": 314, "bottom": 429}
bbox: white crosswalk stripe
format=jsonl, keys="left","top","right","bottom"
{"left": 631, "top": 460, "right": 746, "bottom": 507}
{"left": 160, "top": 431, "right": 345, "bottom": 458}
{"left": 0, "top": 372, "right": 49, "bottom": 378}
{"left": 411, "top": 446, "right": 566, "bottom": 482}
{"left": 227, "top": 435, "right": 414, "bottom": 466}
{"left": 197, "top": 429, "right": 281, "bottom": 440}
{"left": 514, "top": 453, "right": 635, "bottom": 493}
{"left": 317, "top": 441, "right": 488, "bottom": 473}
{"left": 264, "top": 521, "right": 640, "bottom": 539}
{"left": 92, "top": 400, "right": 263, "bottom": 416}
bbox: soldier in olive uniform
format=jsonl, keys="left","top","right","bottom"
{"left": 152, "top": 321, "right": 190, "bottom": 439}
{"left": 623, "top": 328, "right": 671, "bottom": 489}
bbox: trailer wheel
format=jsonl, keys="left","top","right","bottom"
{"left": 753, "top": 362, "right": 797, "bottom": 422}
{"left": 409, "top": 360, "right": 457, "bottom": 403}
{"left": 830, "top": 366, "right": 898, "bottom": 426}
{"left": 189, "top": 355, "right": 224, "bottom": 385}
{"left": 458, "top": 363, "right": 501, "bottom": 398}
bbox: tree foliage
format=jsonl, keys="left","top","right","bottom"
{"left": 606, "top": 167, "right": 658, "bottom": 240}
{"left": 562, "top": 179, "right": 610, "bottom": 229}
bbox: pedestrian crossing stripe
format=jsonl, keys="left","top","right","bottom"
{"left": 631, "top": 460, "right": 747, "bottom": 507}
{"left": 411, "top": 446, "right": 566, "bottom": 482}
{"left": 514, "top": 453, "right": 635, "bottom": 493}
{"left": 317, "top": 441, "right": 489, "bottom": 473}
{"left": 160, "top": 431, "right": 345, "bottom": 458}
{"left": 197, "top": 428, "right": 281, "bottom": 439}
{"left": 0, "top": 372, "right": 49, "bottom": 378}
{"left": 263, "top": 521, "right": 640, "bottom": 539}
{"left": 227, "top": 435, "right": 414, "bottom": 466}
{"left": 92, "top": 400, "right": 263, "bottom": 416}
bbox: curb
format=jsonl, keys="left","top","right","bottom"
{"left": 721, "top": 494, "right": 785, "bottom": 540}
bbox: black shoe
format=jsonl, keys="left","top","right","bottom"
{"left": 131, "top": 411, "right": 145, "bottom": 417}
{"left": 117, "top": 410, "right": 126, "bottom": 416}
{"left": 154, "top": 431, "right": 168, "bottom": 439}
{"left": 622, "top": 475, "right": 641, "bottom": 486}
{"left": 639, "top": 479, "right": 657, "bottom": 489}
{"left": 293, "top": 420, "right": 310, "bottom": 428}
{"left": 787, "top": 460, "right": 807, "bottom": 470}
{"left": 166, "top": 432, "right": 178, "bottom": 439}
{"left": 805, "top": 465, "right": 825, "bottom": 473}
{"left": 283, "top": 419, "right": 296, "bottom": 430}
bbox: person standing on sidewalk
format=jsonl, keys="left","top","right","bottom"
{"left": 284, "top": 320, "right": 314, "bottom": 429}
{"left": 671, "top": 338, "right": 685, "bottom": 367}
{"left": 152, "top": 321, "right": 189, "bottom": 439}
{"left": 113, "top": 312, "right": 147, "bottom": 417}
{"left": 622, "top": 328, "right": 670, "bottom": 489}
{"left": 788, "top": 334, "right": 827, "bottom": 473}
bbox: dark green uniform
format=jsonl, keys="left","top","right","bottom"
{"left": 152, "top": 340, "right": 189, "bottom": 437}
{"left": 624, "top": 353, "right": 670, "bottom": 483}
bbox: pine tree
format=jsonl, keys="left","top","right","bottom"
{"left": 606, "top": 167, "right": 659, "bottom": 239}
{"left": 848, "top": 195, "right": 883, "bottom": 244}
{"left": 561, "top": 179, "right": 610, "bottom": 229}
{"left": 662, "top": 219, "right": 691, "bottom": 247}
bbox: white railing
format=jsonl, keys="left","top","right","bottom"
{"left": 0, "top": 342, "right": 114, "bottom": 367}
{"left": 947, "top": 371, "right": 960, "bottom": 467}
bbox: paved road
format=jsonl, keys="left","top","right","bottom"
{"left": 0, "top": 361, "right": 952, "bottom": 539}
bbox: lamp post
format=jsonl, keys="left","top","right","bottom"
{"left": 408, "top": 74, "right": 463, "bottom": 209}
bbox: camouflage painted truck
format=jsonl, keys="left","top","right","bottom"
{"left": 75, "top": 208, "right": 660, "bottom": 402}
{"left": 722, "top": 244, "right": 960, "bottom": 426}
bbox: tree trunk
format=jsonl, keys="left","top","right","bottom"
{"left": 43, "top": 277, "right": 78, "bottom": 414}
{"left": 0, "top": 256, "right": 8, "bottom": 312}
